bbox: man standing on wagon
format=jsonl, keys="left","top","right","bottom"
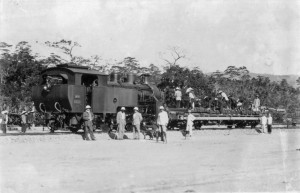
{"left": 117, "top": 107, "right": 126, "bottom": 140}
{"left": 253, "top": 95, "right": 261, "bottom": 111}
{"left": 83, "top": 105, "right": 96, "bottom": 140}
{"left": 174, "top": 87, "right": 182, "bottom": 108}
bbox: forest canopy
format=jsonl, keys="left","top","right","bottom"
{"left": 0, "top": 40, "right": 299, "bottom": 113}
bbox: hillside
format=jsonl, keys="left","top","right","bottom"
{"left": 206, "top": 72, "right": 299, "bottom": 88}
{"left": 249, "top": 73, "right": 299, "bottom": 88}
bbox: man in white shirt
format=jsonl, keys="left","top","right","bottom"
{"left": 174, "top": 87, "right": 182, "bottom": 108}
{"left": 117, "top": 107, "right": 126, "bottom": 140}
{"left": 188, "top": 89, "right": 195, "bottom": 110}
{"left": 253, "top": 95, "right": 260, "bottom": 111}
{"left": 133, "top": 107, "right": 143, "bottom": 140}
{"left": 218, "top": 90, "right": 229, "bottom": 101}
{"left": 157, "top": 106, "right": 169, "bottom": 143}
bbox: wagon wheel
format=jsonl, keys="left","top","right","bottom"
{"left": 69, "top": 126, "right": 79, "bottom": 133}
{"left": 125, "top": 123, "right": 135, "bottom": 132}
{"left": 49, "top": 122, "right": 56, "bottom": 133}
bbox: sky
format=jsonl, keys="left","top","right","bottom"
{"left": 0, "top": 0, "right": 300, "bottom": 75}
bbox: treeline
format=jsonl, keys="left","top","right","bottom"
{"left": 0, "top": 40, "right": 299, "bottom": 113}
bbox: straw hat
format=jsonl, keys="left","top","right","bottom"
{"left": 121, "top": 107, "right": 125, "bottom": 110}
{"left": 85, "top": 105, "right": 91, "bottom": 109}
{"left": 159, "top": 106, "right": 164, "bottom": 110}
{"left": 134, "top": 107, "right": 138, "bottom": 111}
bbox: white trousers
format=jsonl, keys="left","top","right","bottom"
{"left": 186, "top": 124, "right": 193, "bottom": 136}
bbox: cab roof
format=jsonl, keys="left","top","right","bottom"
{"left": 42, "top": 64, "right": 108, "bottom": 76}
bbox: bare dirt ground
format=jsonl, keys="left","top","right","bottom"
{"left": 0, "top": 127, "right": 300, "bottom": 193}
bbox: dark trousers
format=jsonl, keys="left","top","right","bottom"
{"left": 84, "top": 121, "right": 95, "bottom": 140}
{"left": 1, "top": 124, "right": 6, "bottom": 134}
{"left": 176, "top": 100, "right": 181, "bottom": 108}
{"left": 267, "top": 125, "right": 272, "bottom": 133}
{"left": 21, "top": 123, "right": 27, "bottom": 133}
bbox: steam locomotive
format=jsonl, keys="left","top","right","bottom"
{"left": 32, "top": 64, "right": 163, "bottom": 132}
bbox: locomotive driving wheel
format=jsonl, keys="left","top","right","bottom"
{"left": 49, "top": 121, "right": 57, "bottom": 133}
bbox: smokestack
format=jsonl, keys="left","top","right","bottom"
{"left": 127, "top": 73, "right": 135, "bottom": 84}
{"left": 110, "top": 72, "right": 118, "bottom": 83}
{"left": 143, "top": 74, "right": 150, "bottom": 84}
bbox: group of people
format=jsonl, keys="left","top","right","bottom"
{"left": 260, "top": 112, "right": 273, "bottom": 134}
{"left": 174, "top": 87, "right": 195, "bottom": 109}
{"left": 82, "top": 105, "right": 170, "bottom": 142}
{"left": 174, "top": 85, "right": 263, "bottom": 112}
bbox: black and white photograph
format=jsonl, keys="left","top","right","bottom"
{"left": 0, "top": 0, "right": 300, "bottom": 192}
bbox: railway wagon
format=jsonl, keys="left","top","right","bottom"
{"left": 167, "top": 107, "right": 261, "bottom": 130}
{"left": 32, "top": 64, "right": 163, "bottom": 132}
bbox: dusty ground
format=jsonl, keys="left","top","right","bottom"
{"left": 0, "top": 127, "right": 300, "bottom": 193}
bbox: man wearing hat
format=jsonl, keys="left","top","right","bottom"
{"left": 175, "top": 87, "right": 182, "bottom": 108}
{"left": 82, "top": 105, "right": 95, "bottom": 140}
{"left": 117, "top": 107, "right": 126, "bottom": 140}
{"left": 253, "top": 95, "right": 260, "bottom": 111}
{"left": 218, "top": 90, "right": 229, "bottom": 101}
{"left": 157, "top": 106, "right": 169, "bottom": 142}
{"left": 133, "top": 107, "right": 143, "bottom": 140}
{"left": 188, "top": 88, "right": 195, "bottom": 110}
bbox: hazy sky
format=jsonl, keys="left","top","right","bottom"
{"left": 1, "top": 0, "right": 299, "bottom": 75}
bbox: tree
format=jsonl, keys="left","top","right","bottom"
{"left": 159, "top": 46, "right": 186, "bottom": 68}
{"left": 0, "top": 41, "right": 46, "bottom": 109}
{"left": 43, "top": 39, "right": 82, "bottom": 66}
{"left": 296, "top": 77, "right": 300, "bottom": 86}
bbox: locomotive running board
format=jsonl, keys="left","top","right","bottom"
{"left": 193, "top": 117, "right": 260, "bottom": 121}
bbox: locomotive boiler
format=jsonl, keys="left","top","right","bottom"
{"left": 32, "top": 64, "right": 163, "bottom": 132}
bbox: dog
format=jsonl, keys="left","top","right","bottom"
{"left": 181, "top": 129, "right": 190, "bottom": 139}
{"left": 108, "top": 129, "right": 118, "bottom": 139}
{"left": 155, "top": 129, "right": 167, "bottom": 143}
{"left": 108, "top": 128, "right": 128, "bottom": 140}
{"left": 142, "top": 123, "right": 167, "bottom": 143}
{"left": 141, "top": 124, "right": 158, "bottom": 140}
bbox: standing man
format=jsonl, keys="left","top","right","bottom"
{"left": 31, "top": 102, "right": 36, "bottom": 128}
{"left": 260, "top": 113, "right": 267, "bottom": 134}
{"left": 1, "top": 109, "right": 8, "bottom": 134}
{"left": 267, "top": 113, "right": 273, "bottom": 134}
{"left": 117, "top": 107, "right": 126, "bottom": 140}
{"left": 157, "top": 106, "right": 169, "bottom": 143}
{"left": 175, "top": 87, "right": 182, "bottom": 108}
{"left": 186, "top": 110, "right": 195, "bottom": 137}
{"left": 188, "top": 88, "right": 195, "bottom": 110}
{"left": 253, "top": 95, "right": 260, "bottom": 111}
{"left": 21, "top": 110, "right": 28, "bottom": 133}
{"left": 133, "top": 107, "right": 143, "bottom": 140}
{"left": 82, "top": 105, "right": 96, "bottom": 140}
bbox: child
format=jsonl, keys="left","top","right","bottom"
{"left": 267, "top": 113, "right": 273, "bottom": 134}
{"left": 260, "top": 113, "right": 267, "bottom": 133}
{"left": 186, "top": 110, "right": 196, "bottom": 137}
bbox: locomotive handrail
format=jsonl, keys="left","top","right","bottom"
{"left": 54, "top": 102, "right": 62, "bottom": 113}
{"left": 39, "top": 103, "right": 46, "bottom": 113}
